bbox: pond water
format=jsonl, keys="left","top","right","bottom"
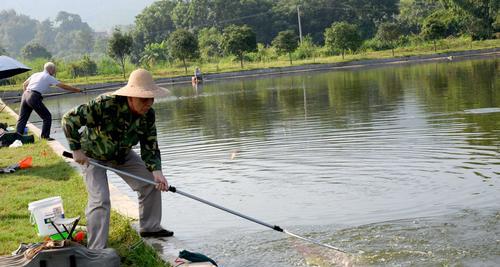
{"left": 11, "top": 58, "right": 500, "bottom": 266}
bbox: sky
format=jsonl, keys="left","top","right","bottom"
{"left": 1, "top": 0, "right": 158, "bottom": 32}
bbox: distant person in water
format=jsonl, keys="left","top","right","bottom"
{"left": 16, "top": 62, "right": 82, "bottom": 140}
{"left": 194, "top": 67, "right": 203, "bottom": 83}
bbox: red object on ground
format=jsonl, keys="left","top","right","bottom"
{"left": 74, "top": 231, "right": 85, "bottom": 242}
{"left": 19, "top": 156, "right": 32, "bottom": 169}
{"left": 0, "top": 156, "right": 32, "bottom": 173}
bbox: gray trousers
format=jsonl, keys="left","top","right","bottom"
{"left": 83, "top": 151, "right": 163, "bottom": 249}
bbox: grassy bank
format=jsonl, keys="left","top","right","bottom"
{"left": 1, "top": 37, "right": 498, "bottom": 92}
{"left": 0, "top": 112, "right": 168, "bottom": 266}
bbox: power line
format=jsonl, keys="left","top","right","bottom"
{"left": 128, "top": 3, "right": 411, "bottom": 41}
{"left": 215, "top": 11, "right": 272, "bottom": 25}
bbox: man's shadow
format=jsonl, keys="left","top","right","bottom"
{"left": 13, "top": 160, "right": 75, "bottom": 181}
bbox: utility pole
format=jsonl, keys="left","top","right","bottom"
{"left": 297, "top": 5, "right": 303, "bottom": 43}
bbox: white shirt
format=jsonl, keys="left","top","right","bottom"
{"left": 26, "top": 70, "right": 60, "bottom": 94}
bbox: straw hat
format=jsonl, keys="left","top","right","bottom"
{"left": 113, "top": 69, "right": 170, "bottom": 98}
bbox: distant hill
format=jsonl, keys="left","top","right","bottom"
{"left": 0, "top": 9, "right": 109, "bottom": 60}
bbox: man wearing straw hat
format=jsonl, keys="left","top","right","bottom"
{"left": 62, "top": 69, "right": 172, "bottom": 249}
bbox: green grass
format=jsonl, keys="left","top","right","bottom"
{"left": 144, "top": 37, "right": 499, "bottom": 79}
{"left": 0, "top": 112, "right": 168, "bottom": 266}
{"left": 1, "top": 38, "right": 498, "bottom": 92}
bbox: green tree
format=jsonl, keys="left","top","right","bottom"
{"left": 221, "top": 24, "right": 257, "bottom": 68}
{"left": 69, "top": 54, "right": 98, "bottom": 78}
{"left": 273, "top": 0, "right": 346, "bottom": 43}
{"left": 494, "top": 12, "right": 500, "bottom": 32}
{"left": 324, "top": 22, "right": 361, "bottom": 59}
{"left": 167, "top": 29, "right": 198, "bottom": 74}
{"left": 425, "top": 9, "right": 463, "bottom": 36}
{"left": 55, "top": 11, "right": 88, "bottom": 32}
{"left": 52, "top": 11, "right": 95, "bottom": 59}
{"left": 397, "top": 0, "right": 439, "bottom": 34}
{"left": 421, "top": 17, "right": 447, "bottom": 52}
{"left": 0, "top": 10, "right": 97, "bottom": 60}
{"left": 273, "top": 0, "right": 398, "bottom": 42}
{"left": 0, "top": 10, "right": 37, "bottom": 56}
{"left": 131, "top": 0, "right": 177, "bottom": 64}
{"left": 0, "top": 45, "right": 6, "bottom": 55}
{"left": 375, "top": 22, "right": 401, "bottom": 56}
{"left": 80, "top": 55, "right": 97, "bottom": 76}
{"left": 140, "top": 41, "right": 169, "bottom": 68}
{"left": 272, "top": 30, "right": 299, "bottom": 65}
{"left": 33, "top": 19, "right": 56, "bottom": 51}
{"left": 255, "top": 43, "right": 273, "bottom": 64}
{"left": 171, "top": 2, "right": 191, "bottom": 29}
{"left": 108, "top": 29, "right": 133, "bottom": 79}
{"left": 93, "top": 34, "right": 109, "bottom": 58}
{"left": 21, "top": 42, "right": 52, "bottom": 60}
{"left": 134, "top": 0, "right": 176, "bottom": 44}
{"left": 171, "top": 0, "right": 216, "bottom": 30}
{"left": 211, "top": 0, "right": 274, "bottom": 43}
{"left": 198, "top": 27, "right": 223, "bottom": 63}
{"left": 345, "top": 0, "right": 400, "bottom": 38}
{"left": 295, "top": 35, "right": 318, "bottom": 61}
{"left": 448, "top": 0, "right": 498, "bottom": 40}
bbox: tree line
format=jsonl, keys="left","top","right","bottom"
{"left": 0, "top": 0, "right": 498, "bottom": 79}
{"left": 126, "top": 0, "right": 498, "bottom": 63}
{"left": 0, "top": 10, "right": 105, "bottom": 60}
{"left": 107, "top": 0, "right": 498, "bottom": 77}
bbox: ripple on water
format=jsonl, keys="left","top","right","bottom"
{"left": 145, "top": 209, "right": 499, "bottom": 266}
{"left": 337, "top": 210, "right": 500, "bottom": 266}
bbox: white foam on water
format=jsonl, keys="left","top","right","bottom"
{"left": 463, "top": 107, "right": 500, "bottom": 114}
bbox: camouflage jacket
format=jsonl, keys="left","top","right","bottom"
{"left": 61, "top": 94, "right": 162, "bottom": 171}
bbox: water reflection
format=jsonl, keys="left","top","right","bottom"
{"left": 11, "top": 57, "right": 500, "bottom": 266}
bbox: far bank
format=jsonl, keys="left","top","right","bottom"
{"left": 1, "top": 42, "right": 499, "bottom": 100}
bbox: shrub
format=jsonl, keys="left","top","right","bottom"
{"left": 294, "top": 36, "right": 318, "bottom": 60}
{"left": 97, "top": 57, "right": 122, "bottom": 75}
{"left": 68, "top": 55, "right": 97, "bottom": 78}
{"left": 21, "top": 43, "right": 52, "bottom": 60}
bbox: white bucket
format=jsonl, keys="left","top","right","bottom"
{"left": 28, "top": 196, "right": 65, "bottom": 236}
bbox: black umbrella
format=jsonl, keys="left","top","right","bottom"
{"left": 0, "top": 55, "right": 31, "bottom": 79}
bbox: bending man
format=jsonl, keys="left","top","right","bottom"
{"left": 16, "top": 62, "right": 81, "bottom": 140}
{"left": 62, "top": 69, "right": 172, "bottom": 249}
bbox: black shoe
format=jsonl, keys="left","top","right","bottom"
{"left": 42, "top": 137, "right": 55, "bottom": 141}
{"left": 140, "top": 229, "right": 174, "bottom": 238}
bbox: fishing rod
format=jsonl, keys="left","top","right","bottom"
{"left": 9, "top": 83, "right": 122, "bottom": 103}
{"left": 62, "top": 151, "right": 345, "bottom": 252}
{"left": 12, "top": 90, "right": 87, "bottom": 103}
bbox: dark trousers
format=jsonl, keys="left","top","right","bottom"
{"left": 16, "top": 90, "right": 52, "bottom": 138}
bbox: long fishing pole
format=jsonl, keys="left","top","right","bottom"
{"left": 62, "top": 151, "right": 345, "bottom": 252}
{"left": 12, "top": 90, "right": 87, "bottom": 103}
{"left": 9, "top": 83, "right": 122, "bottom": 103}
